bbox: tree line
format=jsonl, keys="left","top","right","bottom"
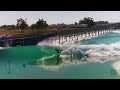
{"left": 1, "top": 18, "right": 48, "bottom": 30}
{"left": 17, "top": 18, "right": 48, "bottom": 30}
{"left": 0, "top": 17, "right": 96, "bottom": 30}
{"left": 75, "top": 17, "right": 95, "bottom": 28}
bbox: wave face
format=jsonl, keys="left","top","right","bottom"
{"left": 76, "top": 31, "right": 120, "bottom": 45}
{"left": 0, "top": 45, "right": 59, "bottom": 63}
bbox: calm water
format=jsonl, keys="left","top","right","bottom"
{"left": 1, "top": 30, "right": 120, "bottom": 79}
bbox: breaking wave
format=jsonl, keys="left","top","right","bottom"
{"left": 37, "top": 30, "right": 120, "bottom": 62}
{"left": 61, "top": 42, "right": 120, "bottom": 57}
{"left": 37, "top": 41, "right": 120, "bottom": 62}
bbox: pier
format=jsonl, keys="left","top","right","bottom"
{"left": 0, "top": 27, "right": 119, "bottom": 47}
{"left": 51, "top": 28, "right": 118, "bottom": 44}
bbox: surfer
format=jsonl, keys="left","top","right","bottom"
{"left": 55, "top": 48, "right": 60, "bottom": 54}
{"left": 23, "top": 64, "right": 26, "bottom": 68}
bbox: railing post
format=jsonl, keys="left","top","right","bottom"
{"left": 59, "top": 35, "right": 60, "bottom": 44}
{"left": 22, "top": 34, "right": 24, "bottom": 46}
{"left": 4, "top": 34, "right": 9, "bottom": 47}
{"left": 34, "top": 33, "right": 37, "bottom": 43}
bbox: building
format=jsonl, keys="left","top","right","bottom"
{"left": 95, "top": 21, "right": 109, "bottom": 24}
{"left": 69, "top": 24, "right": 88, "bottom": 29}
{"left": 0, "top": 25, "right": 16, "bottom": 30}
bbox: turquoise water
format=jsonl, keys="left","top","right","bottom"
{"left": 78, "top": 32, "right": 120, "bottom": 45}
{"left": 1, "top": 30, "right": 120, "bottom": 79}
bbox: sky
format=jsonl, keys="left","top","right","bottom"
{"left": 0, "top": 11, "right": 120, "bottom": 26}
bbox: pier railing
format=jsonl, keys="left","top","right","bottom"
{"left": 53, "top": 27, "right": 119, "bottom": 44}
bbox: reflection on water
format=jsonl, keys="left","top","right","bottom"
{"left": 27, "top": 54, "right": 91, "bottom": 70}
{"left": 27, "top": 54, "right": 119, "bottom": 69}
{"left": 3, "top": 52, "right": 120, "bottom": 78}
{"left": 110, "top": 68, "right": 117, "bottom": 76}
{"left": 8, "top": 60, "right": 11, "bottom": 75}
{"left": 1, "top": 45, "right": 120, "bottom": 78}
{"left": 27, "top": 54, "right": 120, "bottom": 77}
{"left": 60, "top": 55, "right": 88, "bottom": 64}
{"left": 28, "top": 55, "right": 63, "bottom": 70}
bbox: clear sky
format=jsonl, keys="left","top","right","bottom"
{"left": 0, "top": 11, "right": 120, "bottom": 26}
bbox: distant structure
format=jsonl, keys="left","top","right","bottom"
{"left": 95, "top": 21, "right": 120, "bottom": 29}
{"left": 69, "top": 24, "right": 87, "bottom": 29}
{"left": 94, "top": 21, "right": 110, "bottom": 28}
{"left": 49, "top": 23, "right": 68, "bottom": 30}
{"left": 110, "top": 22, "right": 120, "bottom": 29}
{"left": 95, "top": 21, "right": 109, "bottom": 24}
{"left": 68, "top": 20, "right": 88, "bottom": 29}
{"left": 0, "top": 25, "right": 16, "bottom": 30}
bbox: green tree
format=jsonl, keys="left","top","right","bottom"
{"left": 17, "top": 18, "right": 28, "bottom": 30}
{"left": 80, "top": 17, "right": 95, "bottom": 28}
{"left": 35, "top": 19, "right": 48, "bottom": 29}
{"left": 31, "top": 24, "right": 36, "bottom": 30}
{"left": 31, "top": 24, "right": 36, "bottom": 33}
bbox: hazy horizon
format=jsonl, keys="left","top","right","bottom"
{"left": 0, "top": 11, "right": 120, "bottom": 26}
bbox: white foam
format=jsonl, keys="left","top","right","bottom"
{"left": 60, "top": 55, "right": 85, "bottom": 64}
{"left": 113, "top": 60, "right": 120, "bottom": 75}
{"left": 38, "top": 31, "right": 104, "bottom": 46}
{"left": 39, "top": 65, "right": 63, "bottom": 71}
{"left": 37, "top": 40, "right": 54, "bottom": 46}
{"left": 112, "top": 30, "right": 120, "bottom": 34}
{"left": 39, "top": 54, "right": 56, "bottom": 61}
{"left": 37, "top": 54, "right": 63, "bottom": 71}
{"left": 0, "top": 47, "right": 4, "bottom": 49}
{"left": 59, "top": 41, "right": 120, "bottom": 61}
